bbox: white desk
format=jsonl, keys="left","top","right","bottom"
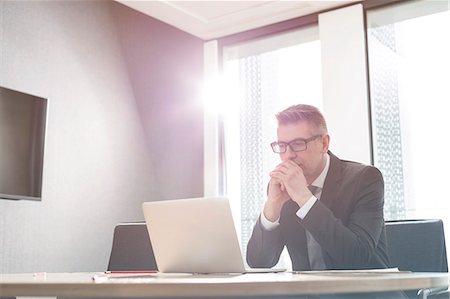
{"left": 0, "top": 272, "right": 448, "bottom": 297}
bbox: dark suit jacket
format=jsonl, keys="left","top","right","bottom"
{"left": 246, "top": 151, "right": 390, "bottom": 270}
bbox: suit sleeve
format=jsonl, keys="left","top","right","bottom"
{"left": 301, "top": 166, "right": 385, "bottom": 269}
{"left": 246, "top": 216, "right": 285, "bottom": 268}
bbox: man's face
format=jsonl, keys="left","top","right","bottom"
{"left": 276, "top": 121, "right": 329, "bottom": 182}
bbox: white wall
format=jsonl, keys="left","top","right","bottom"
{"left": 0, "top": 1, "right": 202, "bottom": 273}
{"left": 319, "top": 4, "right": 372, "bottom": 164}
{"left": 203, "top": 40, "right": 221, "bottom": 197}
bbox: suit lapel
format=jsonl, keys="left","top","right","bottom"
{"left": 320, "top": 151, "right": 343, "bottom": 209}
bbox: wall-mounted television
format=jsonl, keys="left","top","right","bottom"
{"left": 0, "top": 86, "right": 48, "bottom": 201}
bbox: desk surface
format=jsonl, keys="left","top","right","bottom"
{"left": 0, "top": 272, "right": 448, "bottom": 297}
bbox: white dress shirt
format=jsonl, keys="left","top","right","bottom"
{"left": 261, "top": 153, "right": 330, "bottom": 229}
{"left": 260, "top": 154, "right": 331, "bottom": 270}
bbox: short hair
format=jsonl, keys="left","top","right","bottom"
{"left": 276, "top": 104, "right": 328, "bottom": 134}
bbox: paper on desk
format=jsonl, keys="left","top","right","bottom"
{"left": 91, "top": 272, "right": 193, "bottom": 283}
{"left": 293, "top": 268, "right": 411, "bottom": 275}
{"left": 293, "top": 268, "right": 409, "bottom": 275}
{"left": 92, "top": 273, "right": 157, "bottom": 283}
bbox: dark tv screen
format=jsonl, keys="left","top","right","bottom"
{"left": 0, "top": 86, "right": 47, "bottom": 201}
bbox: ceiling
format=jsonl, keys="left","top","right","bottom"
{"left": 116, "top": 1, "right": 361, "bottom": 40}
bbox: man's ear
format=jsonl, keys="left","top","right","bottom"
{"left": 322, "top": 134, "right": 330, "bottom": 153}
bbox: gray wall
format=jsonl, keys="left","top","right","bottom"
{"left": 0, "top": 1, "right": 203, "bottom": 273}
{"left": 111, "top": 2, "right": 204, "bottom": 199}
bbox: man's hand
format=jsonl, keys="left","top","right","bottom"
{"left": 268, "top": 160, "right": 313, "bottom": 209}
{"left": 263, "top": 177, "right": 290, "bottom": 222}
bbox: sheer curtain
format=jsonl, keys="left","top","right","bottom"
{"left": 222, "top": 26, "right": 323, "bottom": 268}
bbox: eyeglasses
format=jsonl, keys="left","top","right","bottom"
{"left": 270, "top": 135, "right": 322, "bottom": 153}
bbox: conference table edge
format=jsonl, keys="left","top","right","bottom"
{"left": 0, "top": 272, "right": 448, "bottom": 297}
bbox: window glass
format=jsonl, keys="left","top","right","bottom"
{"left": 367, "top": 0, "right": 450, "bottom": 256}
{"left": 222, "top": 26, "right": 323, "bottom": 268}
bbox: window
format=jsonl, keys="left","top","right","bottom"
{"left": 204, "top": 0, "right": 450, "bottom": 269}
{"left": 367, "top": 0, "right": 450, "bottom": 252}
{"left": 220, "top": 26, "right": 323, "bottom": 268}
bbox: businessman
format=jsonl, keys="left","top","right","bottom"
{"left": 246, "top": 104, "right": 390, "bottom": 271}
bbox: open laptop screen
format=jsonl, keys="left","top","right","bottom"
{"left": 142, "top": 197, "right": 246, "bottom": 273}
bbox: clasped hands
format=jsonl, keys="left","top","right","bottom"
{"left": 263, "top": 160, "right": 313, "bottom": 222}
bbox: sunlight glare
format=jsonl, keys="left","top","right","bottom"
{"left": 202, "top": 71, "right": 241, "bottom": 117}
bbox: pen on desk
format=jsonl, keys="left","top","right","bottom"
{"left": 33, "top": 272, "right": 47, "bottom": 278}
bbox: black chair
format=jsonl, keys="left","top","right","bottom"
{"left": 385, "top": 219, "right": 449, "bottom": 299}
{"left": 107, "top": 222, "right": 157, "bottom": 271}
{"left": 58, "top": 222, "right": 157, "bottom": 299}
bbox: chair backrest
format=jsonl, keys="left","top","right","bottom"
{"left": 385, "top": 219, "right": 448, "bottom": 272}
{"left": 107, "top": 222, "right": 158, "bottom": 271}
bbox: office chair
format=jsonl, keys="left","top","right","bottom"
{"left": 107, "top": 222, "right": 157, "bottom": 271}
{"left": 58, "top": 222, "right": 157, "bottom": 299}
{"left": 385, "top": 219, "right": 449, "bottom": 299}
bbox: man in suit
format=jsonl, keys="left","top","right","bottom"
{"left": 247, "top": 104, "right": 390, "bottom": 271}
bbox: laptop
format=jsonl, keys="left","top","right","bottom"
{"left": 142, "top": 197, "right": 284, "bottom": 274}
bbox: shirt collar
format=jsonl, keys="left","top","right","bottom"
{"left": 311, "top": 153, "right": 330, "bottom": 189}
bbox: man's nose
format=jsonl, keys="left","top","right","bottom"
{"left": 285, "top": 146, "right": 297, "bottom": 159}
